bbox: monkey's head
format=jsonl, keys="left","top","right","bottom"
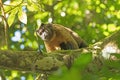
{"left": 36, "top": 23, "right": 55, "bottom": 41}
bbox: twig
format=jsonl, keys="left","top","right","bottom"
{"left": 4, "top": 0, "right": 24, "bottom": 14}
{"left": 0, "top": 0, "right": 9, "bottom": 49}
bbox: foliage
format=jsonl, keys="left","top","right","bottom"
{"left": 0, "top": 0, "right": 120, "bottom": 80}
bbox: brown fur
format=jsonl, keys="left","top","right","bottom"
{"left": 36, "top": 23, "right": 87, "bottom": 53}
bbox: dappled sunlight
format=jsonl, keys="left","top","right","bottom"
{"left": 1, "top": 0, "right": 120, "bottom": 80}
{"left": 11, "top": 30, "right": 21, "bottom": 42}
{"left": 102, "top": 42, "right": 120, "bottom": 59}
{"left": 60, "top": 12, "right": 66, "bottom": 17}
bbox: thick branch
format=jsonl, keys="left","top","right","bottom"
{"left": 0, "top": 30, "right": 120, "bottom": 73}
{"left": 0, "top": 50, "right": 63, "bottom": 73}
{"left": 0, "top": 48, "right": 88, "bottom": 73}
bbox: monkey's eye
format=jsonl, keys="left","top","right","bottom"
{"left": 41, "top": 29, "right": 45, "bottom": 32}
{"left": 39, "top": 28, "right": 45, "bottom": 35}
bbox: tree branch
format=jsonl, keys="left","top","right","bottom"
{"left": 0, "top": 50, "right": 63, "bottom": 73}
{"left": 0, "top": 30, "right": 120, "bottom": 74}
{"left": 0, "top": 0, "right": 9, "bottom": 49}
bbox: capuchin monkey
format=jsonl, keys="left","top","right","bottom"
{"left": 36, "top": 23, "right": 87, "bottom": 53}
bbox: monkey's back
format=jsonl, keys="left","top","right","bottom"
{"left": 44, "top": 24, "right": 79, "bottom": 52}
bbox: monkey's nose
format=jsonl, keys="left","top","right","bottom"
{"left": 36, "top": 30, "right": 42, "bottom": 35}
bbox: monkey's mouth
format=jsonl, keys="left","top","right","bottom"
{"left": 36, "top": 31, "right": 48, "bottom": 41}
{"left": 40, "top": 32, "right": 48, "bottom": 40}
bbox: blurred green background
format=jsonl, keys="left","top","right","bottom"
{"left": 0, "top": 0, "right": 120, "bottom": 80}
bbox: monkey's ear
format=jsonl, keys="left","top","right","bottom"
{"left": 41, "top": 23, "right": 45, "bottom": 26}
{"left": 47, "top": 23, "right": 53, "bottom": 27}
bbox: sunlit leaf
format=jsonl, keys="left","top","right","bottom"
{"left": 8, "top": 10, "right": 18, "bottom": 27}
{"left": 96, "top": 0, "right": 100, "bottom": 5}
{"left": 101, "top": 24, "right": 107, "bottom": 30}
{"left": 108, "top": 24, "right": 116, "bottom": 32}
{"left": 27, "top": 4, "right": 39, "bottom": 12}
{"left": 10, "top": 0, "right": 23, "bottom": 6}
{"left": 100, "top": 3, "right": 106, "bottom": 9}
{"left": 1, "top": 45, "right": 7, "bottom": 50}
{"left": 18, "top": 10, "right": 27, "bottom": 24}
{"left": 103, "top": 31, "right": 109, "bottom": 36}
{"left": 27, "top": 74, "right": 34, "bottom": 80}
{"left": 34, "top": 13, "right": 48, "bottom": 19}
{"left": 11, "top": 71, "right": 18, "bottom": 77}
{"left": 96, "top": 7, "right": 101, "bottom": 13}
{"left": 3, "top": 5, "right": 12, "bottom": 13}
{"left": 116, "top": 11, "right": 120, "bottom": 19}
{"left": 109, "top": 5, "right": 115, "bottom": 11}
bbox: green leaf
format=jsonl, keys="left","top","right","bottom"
{"left": 18, "top": 10, "right": 27, "bottom": 24}
{"left": 8, "top": 10, "right": 17, "bottom": 27}
{"left": 27, "top": 4, "right": 39, "bottom": 12}
{"left": 4, "top": 5, "right": 12, "bottom": 13}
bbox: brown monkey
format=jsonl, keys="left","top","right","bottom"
{"left": 36, "top": 23, "right": 87, "bottom": 53}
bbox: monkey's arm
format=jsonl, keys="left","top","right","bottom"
{"left": 60, "top": 42, "right": 77, "bottom": 50}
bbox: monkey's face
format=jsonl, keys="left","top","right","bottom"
{"left": 36, "top": 23, "right": 54, "bottom": 41}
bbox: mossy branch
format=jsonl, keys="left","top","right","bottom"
{"left": 0, "top": 30, "right": 120, "bottom": 73}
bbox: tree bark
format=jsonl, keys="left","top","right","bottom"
{"left": 0, "top": 30, "right": 120, "bottom": 73}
